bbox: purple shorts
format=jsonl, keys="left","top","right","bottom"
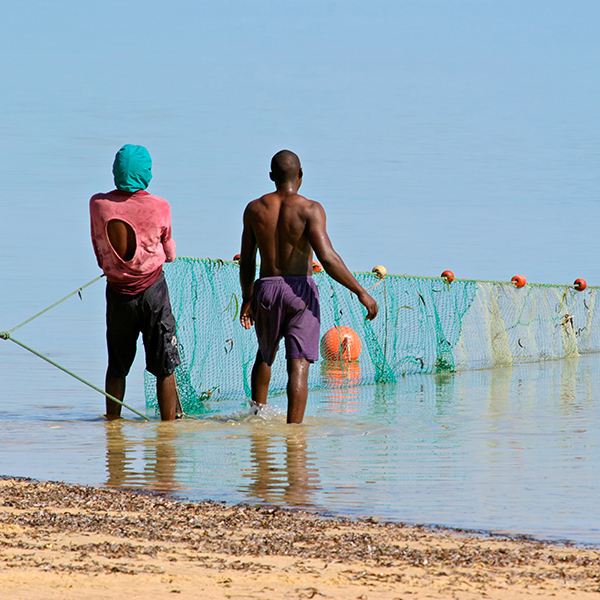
{"left": 251, "top": 276, "right": 320, "bottom": 366}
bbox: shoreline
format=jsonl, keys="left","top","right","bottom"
{"left": 2, "top": 478, "right": 600, "bottom": 598}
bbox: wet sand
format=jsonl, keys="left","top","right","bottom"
{"left": 1, "top": 478, "right": 599, "bottom": 599}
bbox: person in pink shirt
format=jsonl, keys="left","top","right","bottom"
{"left": 90, "top": 144, "right": 181, "bottom": 420}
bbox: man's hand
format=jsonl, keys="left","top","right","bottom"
{"left": 240, "top": 299, "right": 254, "bottom": 330}
{"left": 358, "top": 290, "right": 378, "bottom": 321}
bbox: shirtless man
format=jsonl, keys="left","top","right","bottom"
{"left": 239, "top": 150, "right": 378, "bottom": 424}
{"left": 90, "top": 144, "right": 181, "bottom": 421}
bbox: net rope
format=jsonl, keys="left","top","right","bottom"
{"left": 145, "top": 257, "right": 600, "bottom": 414}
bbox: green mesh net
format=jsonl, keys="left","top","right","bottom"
{"left": 145, "top": 257, "right": 599, "bottom": 414}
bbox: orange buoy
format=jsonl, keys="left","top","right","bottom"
{"left": 441, "top": 270, "right": 455, "bottom": 283}
{"left": 512, "top": 275, "right": 527, "bottom": 288}
{"left": 320, "top": 326, "right": 362, "bottom": 361}
{"left": 372, "top": 265, "right": 387, "bottom": 279}
{"left": 313, "top": 261, "right": 323, "bottom": 273}
{"left": 574, "top": 278, "right": 587, "bottom": 291}
{"left": 233, "top": 253, "right": 241, "bottom": 262}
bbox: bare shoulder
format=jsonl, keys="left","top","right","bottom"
{"left": 285, "top": 192, "right": 319, "bottom": 210}
{"left": 243, "top": 196, "right": 263, "bottom": 218}
{"left": 302, "top": 197, "right": 326, "bottom": 219}
{"left": 245, "top": 192, "right": 275, "bottom": 211}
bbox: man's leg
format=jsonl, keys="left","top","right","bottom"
{"left": 140, "top": 274, "right": 181, "bottom": 422}
{"left": 105, "top": 284, "right": 137, "bottom": 421}
{"left": 105, "top": 371, "right": 126, "bottom": 419}
{"left": 156, "top": 373, "right": 178, "bottom": 421}
{"left": 286, "top": 358, "right": 310, "bottom": 424}
{"left": 251, "top": 350, "right": 271, "bottom": 409}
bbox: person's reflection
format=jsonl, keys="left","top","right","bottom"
{"left": 105, "top": 421, "right": 179, "bottom": 492}
{"left": 242, "top": 426, "right": 320, "bottom": 507}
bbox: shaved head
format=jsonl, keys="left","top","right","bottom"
{"left": 270, "top": 150, "right": 301, "bottom": 183}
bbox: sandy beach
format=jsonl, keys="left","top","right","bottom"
{"left": 0, "top": 478, "right": 599, "bottom": 599}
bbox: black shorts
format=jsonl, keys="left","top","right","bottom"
{"left": 106, "top": 273, "right": 181, "bottom": 378}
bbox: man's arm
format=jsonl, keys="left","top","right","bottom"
{"left": 306, "top": 202, "right": 378, "bottom": 320}
{"left": 239, "top": 205, "right": 258, "bottom": 329}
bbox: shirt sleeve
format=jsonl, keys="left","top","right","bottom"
{"left": 161, "top": 203, "right": 177, "bottom": 262}
{"left": 89, "top": 200, "right": 102, "bottom": 268}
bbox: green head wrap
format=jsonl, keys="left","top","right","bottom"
{"left": 112, "top": 144, "right": 153, "bottom": 192}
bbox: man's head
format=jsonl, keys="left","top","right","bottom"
{"left": 270, "top": 150, "right": 302, "bottom": 187}
{"left": 113, "top": 144, "right": 153, "bottom": 193}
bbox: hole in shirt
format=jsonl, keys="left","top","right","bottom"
{"left": 107, "top": 219, "right": 137, "bottom": 262}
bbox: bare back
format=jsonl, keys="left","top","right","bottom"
{"left": 239, "top": 153, "right": 378, "bottom": 324}
{"left": 107, "top": 219, "right": 136, "bottom": 262}
{"left": 245, "top": 191, "right": 318, "bottom": 277}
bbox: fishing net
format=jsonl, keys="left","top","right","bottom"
{"left": 145, "top": 257, "right": 600, "bottom": 414}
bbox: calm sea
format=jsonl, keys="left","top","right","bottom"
{"left": 2, "top": 1, "right": 600, "bottom": 544}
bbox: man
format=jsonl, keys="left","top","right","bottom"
{"left": 239, "top": 150, "right": 378, "bottom": 424}
{"left": 90, "top": 144, "right": 181, "bottom": 420}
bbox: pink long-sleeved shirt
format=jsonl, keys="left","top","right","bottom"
{"left": 90, "top": 190, "right": 176, "bottom": 295}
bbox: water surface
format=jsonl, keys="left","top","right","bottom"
{"left": 2, "top": 0, "right": 600, "bottom": 548}
{"left": 2, "top": 344, "right": 600, "bottom": 545}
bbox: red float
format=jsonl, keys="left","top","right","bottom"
{"left": 441, "top": 270, "right": 455, "bottom": 283}
{"left": 233, "top": 254, "right": 241, "bottom": 262}
{"left": 320, "top": 326, "right": 362, "bottom": 361}
{"left": 511, "top": 275, "right": 527, "bottom": 288}
{"left": 574, "top": 278, "right": 587, "bottom": 291}
{"left": 313, "top": 261, "right": 323, "bottom": 273}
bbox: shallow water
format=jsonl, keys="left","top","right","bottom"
{"left": 2, "top": 1, "right": 600, "bottom": 549}
{"left": 2, "top": 318, "right": 600, "bottom": 545}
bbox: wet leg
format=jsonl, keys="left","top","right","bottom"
{"left": 251, "top": 350, "right": 271, "bottom": 410}
{"left": 105, "top": 371, "right": 125, "bottom": 420}
{"left": 286, "top": 358, "right": 310, "bottom": 424}
{"left": 156, "top": 373, "right": 177, "bottom": 421}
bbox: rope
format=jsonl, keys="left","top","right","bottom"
{"left": 0, "top": 274, "right": 150, "bottom": 422}
{"left": 4, "top": 275, "right": 105, "bottom": 336}
{"left": 2, "top": 334, "right": 149, "bottom": 421}
{"left": 365, "top": 277, "right": 386, "bottom": 291}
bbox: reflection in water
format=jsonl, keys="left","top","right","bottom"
{"left": 241, "top": 426, "right": 320, "bottom": 507}
{"left": 489, "top": 365, "right": 513, "bottom": 418}
{"left": 105, "top": 421, "right": 180, "bottom": 492}
{"left": 321, "top": 360, "right": 361, "bottom": 412}
{"left": 5, "top": 354, "right": 600, "bottom": 544}
{"left": 372, "top": 381, "right": 397, "bottom": 417}
{"left": 560, "top": 357, "right": 579, "bottom": 409}
{"left": 434, "top": 372, "right": 455, "bottom": 407}
{"left": 482, "top": 366, "right": 518, "bottom": 465}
